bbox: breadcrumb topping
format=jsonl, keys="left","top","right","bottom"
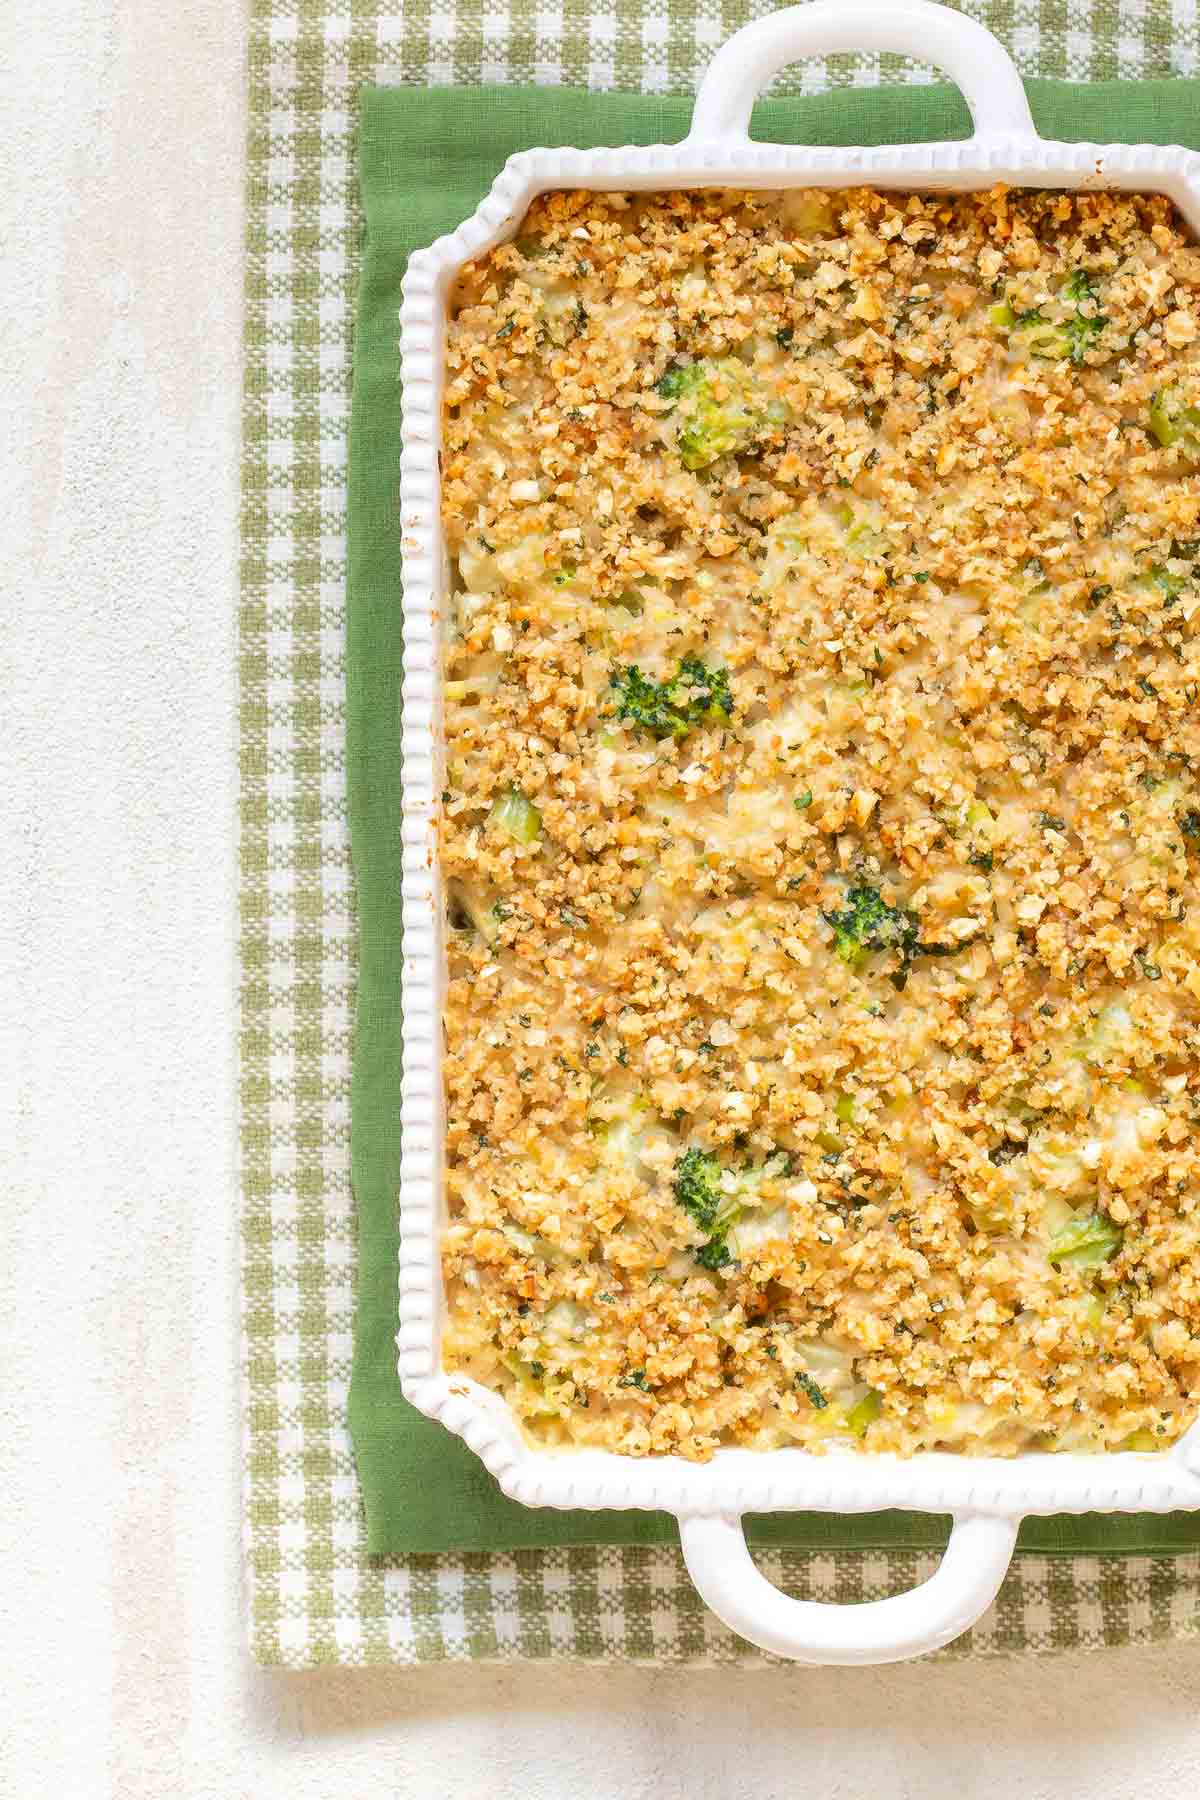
{"left": 437, "top": 185, "right": 1200, "bottom": 1461}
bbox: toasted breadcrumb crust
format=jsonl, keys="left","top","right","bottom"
{"left": 437, "top": 185, "right": 1200, "bottom": 1462}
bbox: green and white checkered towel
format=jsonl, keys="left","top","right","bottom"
{"left": 241, "top": 0, "right": 1200, "bottom": 1668}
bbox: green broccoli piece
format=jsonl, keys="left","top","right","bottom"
{"left": 1048, "top": 1210, "right": 1123, "bottom": 1273}
{"left": 1060, "top": 269, "right": 1098, "bottom": 306}
{"left": 607, "top": 665, "right": 670, "bottom": 736}
{"left": 670, "top": 656, "right": 733, "bottom": 725}
{"left": 1181, "top": 809, "right": 1200, "bottom": 842}
{"left": 1062, "top": 312, "right": 1106, "bottom": 364}
{"left": 999, "top": 273, "right": 1105, "bottom": 367}
{"left": 675, "top": 1146, "right": 792, "bottom": 1224}
{"left": 490, "top": 786, "right": 542, "bottom": 843}
{"left": 656, "top": 363, "right": 704, "bottom": 404}
{"left": 673, "top": 1147, "right": 725, "bottom": 1233}
{"left": 845, "top": 1389, "right": 883, "bottom": 1437}
{"left": 1017, "top": 312, "right": 1103, "bottom": 365}
{"left": 1149, "top": 387, "right": 1200, "bottom": 458}
{"left": 1057, "top": 271, "right": 1107, "bottom": 365}
{"left": 657, "top": 357, "right": 785, "bottom": 470}
{"left": 822, "top": 884, "right": 974, "bottom": 982}
{"left": 1012, "top": 312, "right": 1063, "bottom": 359}
{"left": 1144, "top": 563, "right": 1188, "bottom": 601}
{"left": 694, "top": 1238, "right": 734, "bottom": 1273}
{"left": 673, "top": 1147, "right": 791, "bottom": 1271}
{"left": 822, "top": 886, "right": 919, "bottom": 971}
{"left": 674, "top": 1146, "right": 741, "bottom": 1271}
{"left": 608, "top": 656, "right": 733, "bottom": 740}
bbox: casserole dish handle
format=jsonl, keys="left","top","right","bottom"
{"left": 679, "top": 1512, "right": 1018, "bottom": 1665}
{"left": 686, "top": 0, "right": 1036, "bottom": 148}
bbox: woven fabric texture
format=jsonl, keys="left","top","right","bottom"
{"left": 241, "top": 0, "right": 1200, "bottom": 1667}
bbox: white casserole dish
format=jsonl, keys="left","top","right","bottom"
{"left": 397, "top": 0, "right": 1200, "bottom": 1665}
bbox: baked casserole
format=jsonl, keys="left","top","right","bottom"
{"left": 436, "top": 183, "right": 1200, "bottom": 1462}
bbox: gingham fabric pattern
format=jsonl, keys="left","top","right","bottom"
{"left": 240, "top": 0, "right": 1200, "bottom": 1668}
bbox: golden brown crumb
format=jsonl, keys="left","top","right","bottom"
{"left": 437, "top": 185, "right": 1200, "bottom": 1462}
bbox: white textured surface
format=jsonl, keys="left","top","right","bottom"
{"left": 688, "top": 0, "right": 1037, "bottom": 140}
{"left": 5, "top": 0, "right": 1200, "bottom": 1791}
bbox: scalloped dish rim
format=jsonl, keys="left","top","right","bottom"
{"left": 397, "top": 132, "right": 1200, "bottom": 1531}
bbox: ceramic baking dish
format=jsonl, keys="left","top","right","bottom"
{"left": 397, "top": 0, "right": 1200, "bottom": 1665}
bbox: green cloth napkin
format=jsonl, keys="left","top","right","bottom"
{"left": 347, "top": 77, "right": 1200, "bottom": 1560}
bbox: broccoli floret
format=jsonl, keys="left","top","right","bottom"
{"left": 1062, "top": 312, "right": 1106, "bottom": 364}
{"left": 1060, "top": 269, "right": 1098, "bottom": 306}
{"left": 1181, "top": 809, "right": 1200, "bottom": 842}
{"left": 657, "top": 357, "right": 785, "bottom": 470}
{"left": 656, "top": 362, "right": 705, "bottom": 404}
{"left": 670, "top": 655, "right": 733, "bottom": 725}
{"left": 821, "top": 883, "right": 975, "bottom": 982}
{"left": 608, "top": 656, "right": 733, "bottom": 740}
{"left": 673, "top": 1147, "right": 724, "bottom": 1232}
{"left": 1017, "top": 312, "right": 1103, "bottom": 365}
{"left": 822, "top": 886, "right": 919, "bottom": 971}
{"left": 673, "top": 1146, "right": 790, "bottom": 1271}
{"left": 675, "top": 1145, "right": 740, "bottom": 1271}
{"left": 1056, "top": 272, "right": 1107, "bottom": 366}
{"left": 996, "top": 272, "right": 1105, "bottom": 367}
{"left": 1149, "top": 386, "right": 1200, "bottom": 458}
{"left": 694, "top": 1238, "right": 734, "bottom": 1273}
{"left": 607, "top": 665, "right": 670, "bottom": 736}
{"left": 1145, "top": 563, "right": 1188, "bottom": 601}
